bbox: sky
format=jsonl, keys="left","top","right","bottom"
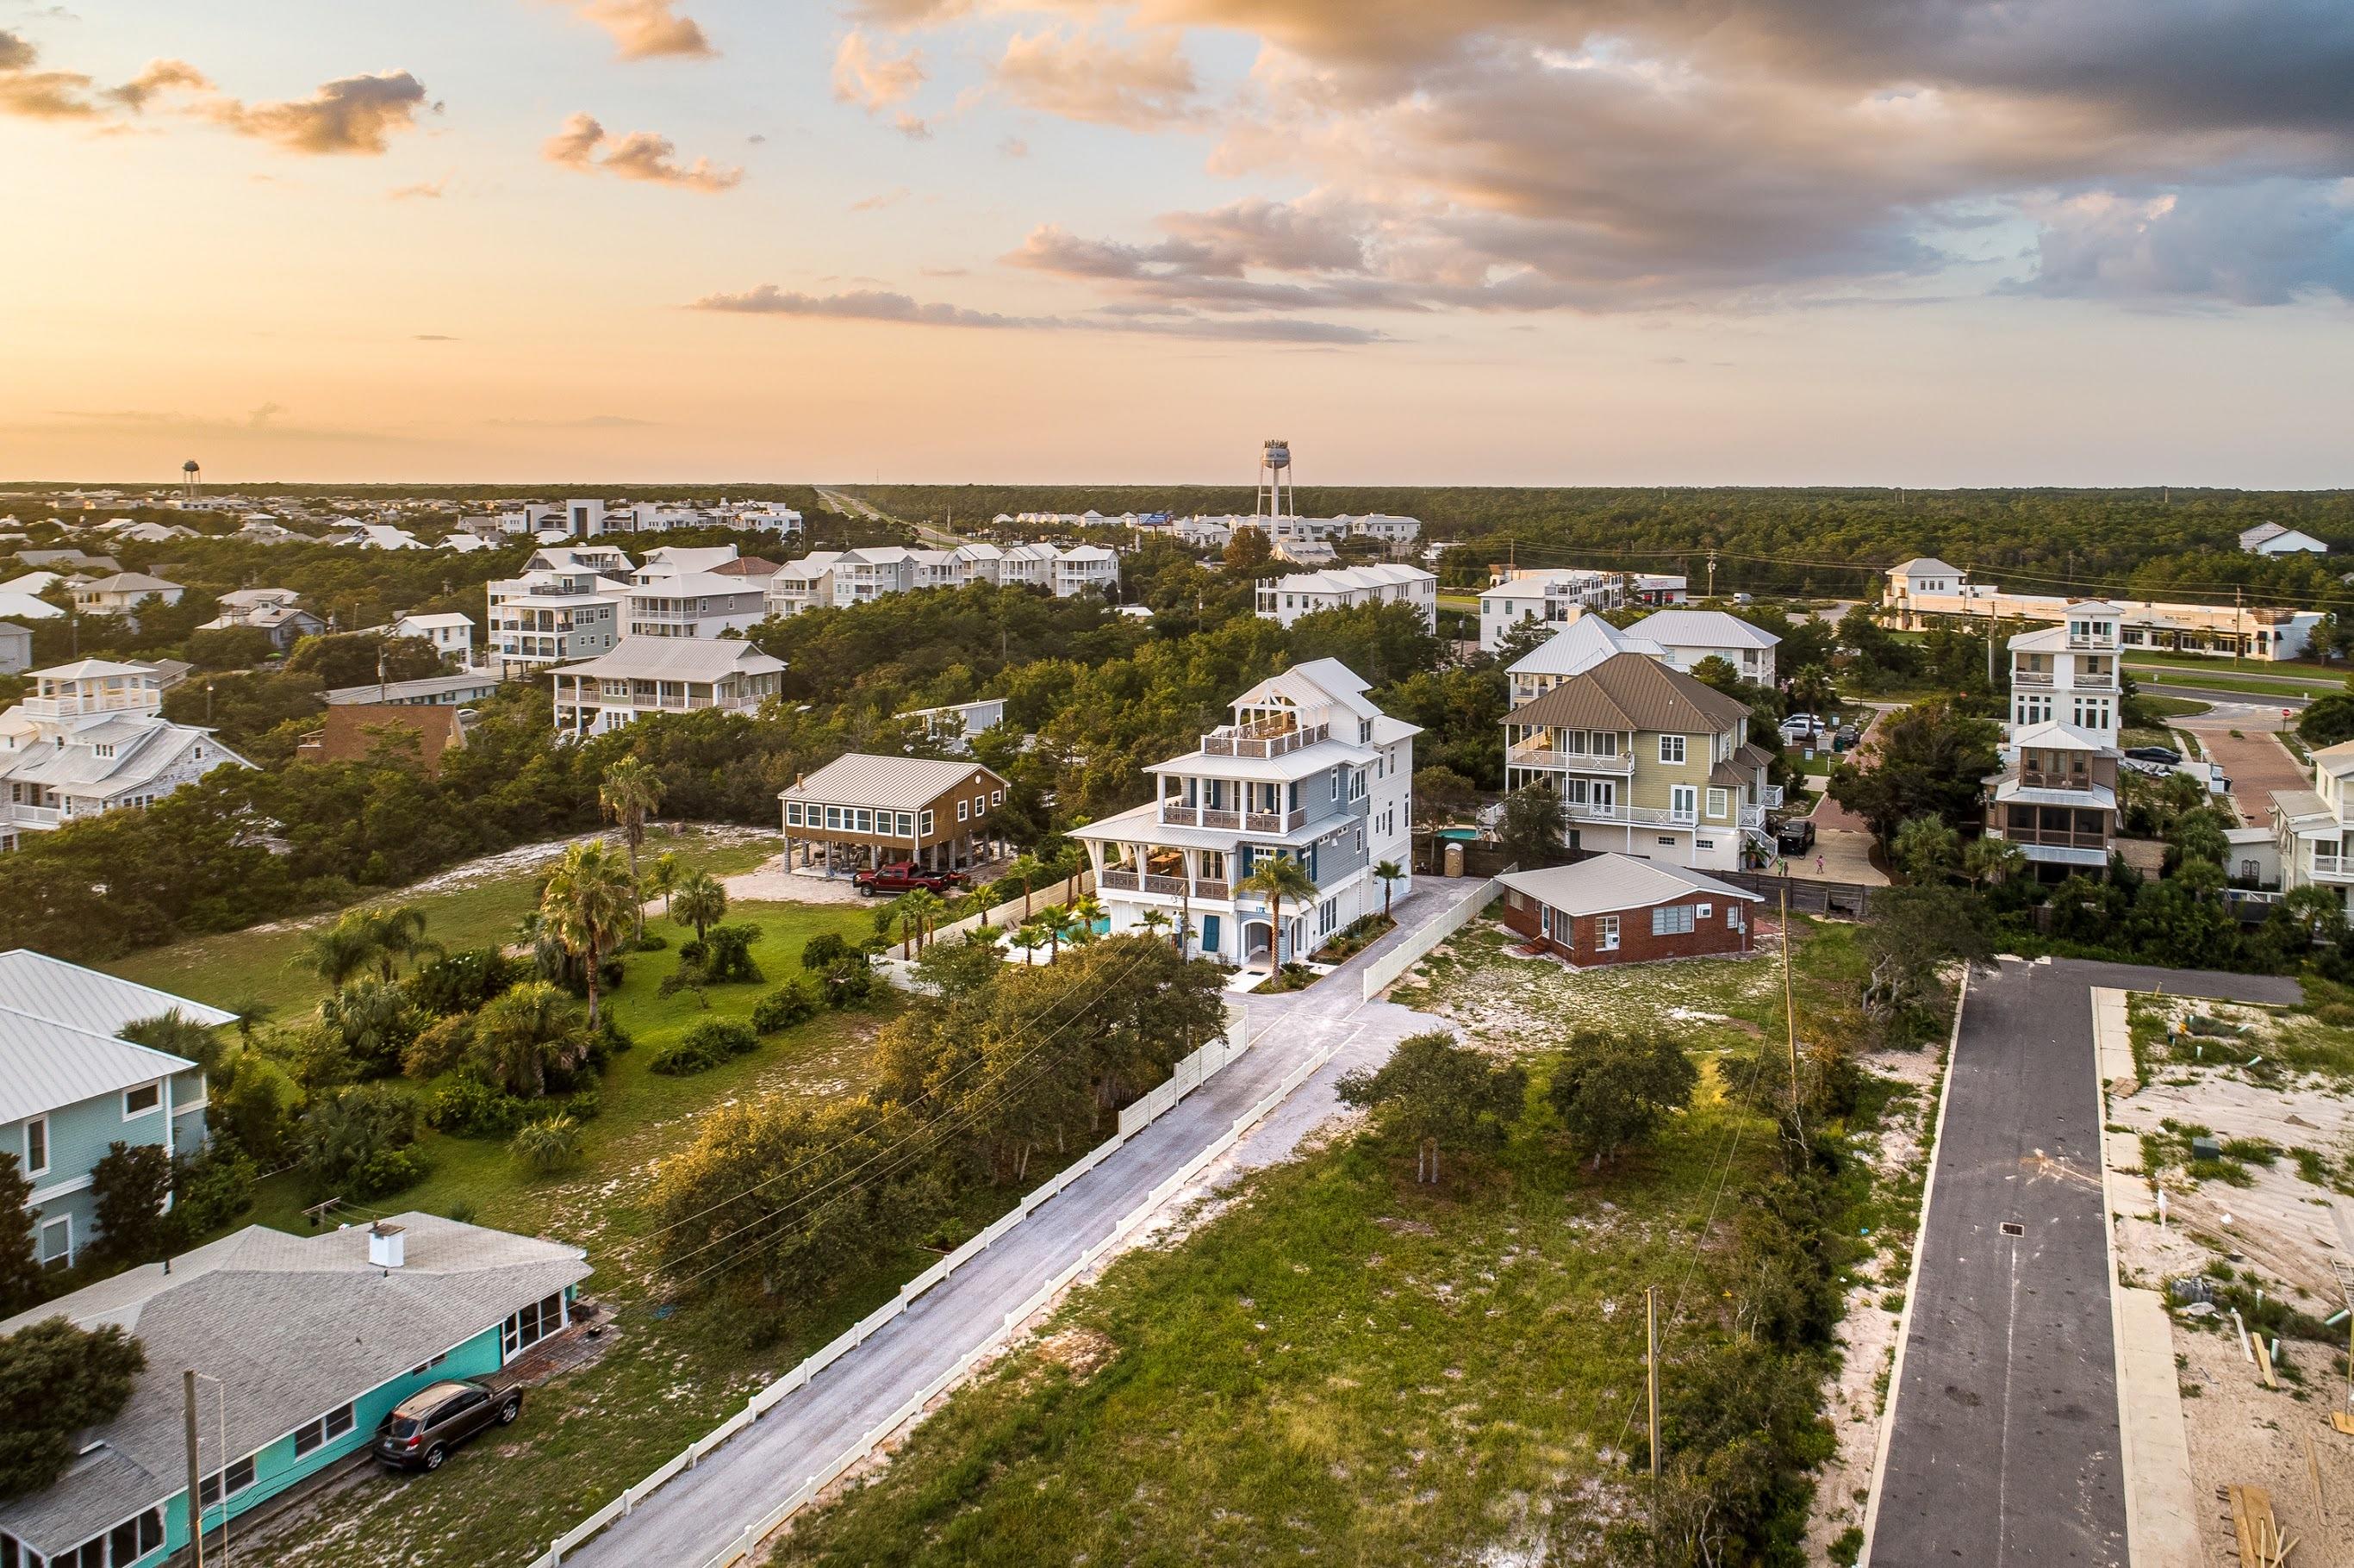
{"left": 2, "top": 0, "right": 2351, "bottom": 488}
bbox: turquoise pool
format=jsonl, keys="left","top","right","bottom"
{"left": 1435, "top": 828, "right": 1479, "bottom": 842}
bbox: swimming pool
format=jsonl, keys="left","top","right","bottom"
{"left": 1434, "top": 828, "right": 1479, "bottom": 842}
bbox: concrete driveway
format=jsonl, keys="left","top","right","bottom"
{"left": 2176, "top": 712, "right": 2309, "bottom": 827}
{"left": 1865, "top": 957, "right": 2300, "bottom": 1568}
{"left": 562, "top": 884, "right": 1471, "bottom": 1568}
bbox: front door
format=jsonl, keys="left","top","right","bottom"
{"left": 1670, "top": 785, "right": 1697, "bottom": 824}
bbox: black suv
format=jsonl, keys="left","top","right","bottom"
{"left": 373, "top": 1380, "right": 521, "bottom": 1472}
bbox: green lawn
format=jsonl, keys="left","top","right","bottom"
{"left": 2127, "top": 663, "right": 2341, "bottom": 700}
{"left": 774, "top": 919, "right": 1912, "bottom": 1568}
{"left": 2122, "top": 647, "right": 2341, "bottom": 678}
{"left": 103, "top": 826, "right": 777, "bottom": 1019}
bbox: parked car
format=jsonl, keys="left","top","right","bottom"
{"left": 1774, "top": 818, "right": 1816, "bottom": 854}
{"left": 852, "top": 861, "right": 970, "bottom": 896}
{"left": 1832, "top": 725, "right": 1861, "bottom": 751}
{"left": 373, "top": 1380, "right": 521, "bottom": 1472}
{"left": 2124, "top": 744, "right": 2183, "bottom": 766}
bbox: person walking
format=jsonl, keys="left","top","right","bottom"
{"left": 1815, "top": 852, "right": 1825, "bottom": 877}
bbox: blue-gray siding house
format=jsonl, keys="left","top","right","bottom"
{"left": 0, "top": 951, "right": 234, "bottom": 1270}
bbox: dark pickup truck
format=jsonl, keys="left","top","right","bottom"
{"left": 853, "top": 862, "right": 969, "bottom": 896}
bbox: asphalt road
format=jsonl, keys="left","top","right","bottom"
{"left": 563, "top": 885, "right": 1468, "bottom": 1568}
{"left": 1869, "top": 957, "right": 2300, "bottom": 1567}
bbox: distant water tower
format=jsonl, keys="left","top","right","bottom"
{"left": 1256, "top": 439, "right": 1293, "bottom": 520}
{"left": 180, "top": 458, "right": 201, "bottom": 501}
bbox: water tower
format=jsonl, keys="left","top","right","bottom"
{"left": 1255, "top": 439, "right": 1293, "bottom": 520}
{"left": 180, "top": 459, "right": 201, "bottom": 501}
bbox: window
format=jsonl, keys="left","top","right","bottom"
{"left": 199, "top": 1454, "right": 255, "bottom": 1507}
{"left": 853, "top": 808, "right": 874, "bottom": 834}
{"left": 824, "top": 806, "right": 844, "bottom": 831}
{"left": 124, "top": 1082, "right": 160, "bottom": 1118}
{"left": 294, "top": 1403, "right": 357, "bottom": 1457}
{"left": 1659, "top": 735, "right": 1686, "bottom": 764}
{"left": 1670, "top": 785, "right": 1697, "bottom": 823}
{"left": 1595, "top": 916, "right": 1620, "bottom": 951}
{"left": 919, "top": 809, "right": 934, "bottom": 836}
{"left": 1651, "top": 904, "right": 1697, "bottom": 936}
{"left": 895, "top": 812, "right": 914, "bottom": 836}
{"left": 785, "top": 801, "right": 804, "bottom": 826}
{"left": 956, "top": 799, "right": 969, "bottom": 823}
{"left": 1705, "top": 788, "right": 1728, "bottom": 819}
{"left": 1331, "top": 769, "right": 1342, "bottom": 800}
{"left": 1728, "top": 904, "right": 1745, "bottom": 932}
{"left": 39, "top": 1216, "right": 69, "bottom": 1268}
{"left": 503, "top": 1291, "right": 567, "bottom": 1357}
{"left": 990, "top": 790, "right": 1003, "bottom": 806}
{"left": 24, "top": 1117, "right": 47, "bottom": 1179}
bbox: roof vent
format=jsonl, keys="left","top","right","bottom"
{"left": 368, "top": 1222, "right": 407, "bottom": 1269}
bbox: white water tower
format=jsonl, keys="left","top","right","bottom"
{"left": 1256, "top": 439, "right": 1293, "bottom": 520}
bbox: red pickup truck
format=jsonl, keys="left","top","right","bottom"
{"left": 853, "top": 862, "right": 969, "bottom": 896}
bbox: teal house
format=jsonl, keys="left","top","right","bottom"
{"left": 0, "top": 1212, "right": 589, "bottom": 1567}
{"left": 0, "top": 950, "right": 234, "bottom": 1270}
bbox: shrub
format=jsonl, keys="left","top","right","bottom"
{"left": 817, "top": 957, "right": 876, "bottom": 1008}
{"left": 402, "top": 1012, "right": 476, "bottom": 1080}
{"left": 167, "top": 1145, "right": 257, "bottom": 1241}
{"left": 650, "top": 1018, "right": 760, "bottom": 1076}
{"left": 510, "top": 1115, "right": 584, "bottom": 1173}
{"left": 751, "top": 975, "right": 824, "bottom": 1034}
{"left": 562, "top": 1084, "right": 603, "bottom": 1123}
{"left": 800, "top": 931, "right": 853, "bottom": 971}
{"left": 409, "top": 948, "right": 523, "bottom": 1016}
{"left": 90, "top": 1142, "right": 174, "bottom": 1266}
{"left": 632, "top": 932, "right": 669, "bottom": 952}
{"left": 300, "top": 1083, "right": 427, "bottom": 1198}
{"left": 428, "top": 1076, "right": 529, "bottom": 1137}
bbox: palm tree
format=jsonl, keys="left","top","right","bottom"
{"left": 1037, "top": 903, "right": 1068, "bottom": 960}
{"left": 1068, "top": 893, "right": 1105, "bottom": 945}
{"left": 646, "top": 849, "right": 682, "bottom": 918}
{"left": 900, "top": 887, "right": 947, "bottom": 954}
{"left": 599, "top": 757, "right": 666, "bottom": 938}
{"left": 1961, "top": 835, "right": 2027, "bottom": 890}
{"left": 361, "top": 905, "right": 435, "bottom": 980}
{"left": 1010, "top": 924, "right": 1049, "bottom": 966}
{"left": 1240, "top": 856, "right": 1318, "bottom": 968}
{"left": 1137, "top": 907, "right": 1170, "bottom": 948}
{"left": 672, "top": 869, "right": 727, "bottom": 946}
{"left": 471, "top": 980, "right": 590, "bottom": 1098}
{"left": 1373, "top": 860, "right": 1404, "bottom": 920}
{"left": 1006, "top": 854, "right": 1044, "bottom": 919}
{"left": 541, "top": 838, "right": 638, "bottom": 1028}
{"left": 297, "top": 916, "right": 377, "bottom": 989}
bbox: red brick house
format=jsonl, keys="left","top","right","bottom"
{"left": 1495, "top": 854, "right": 1761, "bottom": 968}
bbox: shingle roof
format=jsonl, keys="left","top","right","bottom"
{"left": 1627, "top": 608, "right": 1779, "bottom": 650}
{"left": 1504, "top": 652, "right": 1753, "bottom": 735}
{"left": 1498, "top": 854, "right": 1762, "bottom": 918}
{"left": 0, "top": 1215, "right": 590, "bottom": 1557}
{"left": 782, "top": 753, "right": 1007, "bottom": 812}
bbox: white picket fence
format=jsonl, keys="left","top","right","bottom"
{"left": 1358, "top": 877, "right": 1499, "bottom": 999}
{"left": 531, "top": 999, "right": 1257, "bottom": 1568}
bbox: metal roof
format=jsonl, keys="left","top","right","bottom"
{"left": 1626, "top": 608, "right": 1780, "bottom": 650}
{"left": 1497, "top": 854, "right": 1762, "bottom": 918}
{"left": 0, "top": 1005, "right": 201, "bottom": 1124}
{"left": 782, "top": 753, "right": 1006, "bottom": 812}
{"left": 1507, "top": 618, "right": 1665, "bottom": 678}
{"left": 551, "top": 638, "right": 784, "bottom": 683}
{"left": 322, "top": 671, "right": 505, "bottom": 706}
{"left": 0, "top": 1215, "right": 589, "bottom": 1557}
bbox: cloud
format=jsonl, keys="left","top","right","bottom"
{"left": 893, "top": 110, "right": 931, "bottom": 140}
{"left": 486, "top": 413, "right": 661, "bottom": 428}
{"left": 999, "top": 134, "right": 1029, "bottom": 158}
{"left": 992, "top": 27, "right": 1198, "bottom": 128}
{"left": 544, "top": 111, "right": 743, "bottom": 190}
{"left": 207, "top": 71, "right": 428, "bottom": 154}
{"left": 107, "top": 58, "right": 209, "bottom": 110}
{"left": 0, "top": 29, "right": 39, "bottom": 72}
{"left": 390, "top": 175, "right": 448, "bottom": 199}
{"left": 688, "top": 283, "right": 1383, "bottom": 341}
{"left": 832, "top": 29, "right": 925, "bottom": 111}
{"left": 850, "top": 185, "right": 911, "bottom": 211}
{"left": 562, "top": 0, "right": 714, "bottom": 61}
{"left": 2016, "top": 180, "right": 2354, "bottom": 305}
{"left": 413, "top": 333, "right": 458, "bottom": 341}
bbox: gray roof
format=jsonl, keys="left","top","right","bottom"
{"left": 1497, "top": 854, "right": 1762, "bottom": 918}
{"left": 783, "top": 753, "right": 1006, "bottom": 812}
{"left": 1626, "top": 608, "right": 1779, "bottom": 650}
{"left": 0, "top": 715, "right": 247, "bottom": 798}
{"left": 551, "top": 638, "right": 784, "bottom": 683}
{"left": 78, "top": 572, "right": 181, "bottom": 595}
{"left": 0, "top": 1006, "right": 198, "bottom": 1124}
{"left": 0, "top": 950, "right": 235, "bottom": 1038}
{"left": 1508, "top": 617, "right": 1666, "bottom": 679}
{"left": 0, "top": 1215, "right": 589, "bottom": 1556}
{"left": 322, "top": 671, "right": 505, "bottom": 706}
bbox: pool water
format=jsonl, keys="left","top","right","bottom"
{"left": 1435, "top": 828, "right": 1479, "bottom": 842}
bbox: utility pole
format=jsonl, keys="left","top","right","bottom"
{"left": 1706, "top": 553, "right": 1717, "bottom": 600}
{"left": 1781, "top": 885, "right": 1803, "bottom": 1143}
{"left": 184, "top": 1370, "right": 206, "bottom": 1568}
{"left": 2234, "top": 586, "right": 2245, "bottom": 671}
{"left": 1646, "top": 1284, "right": 1662, "bottom": 1552}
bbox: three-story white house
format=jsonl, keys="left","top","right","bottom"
{"left": 1074, "top": 659, "right": 1417, "bottom": 970}
{"left": 0, "top": 662, "right": 252, "bottom": 852}
{"left": 1982, "top": 600, "right": 2125, "bottom": 874}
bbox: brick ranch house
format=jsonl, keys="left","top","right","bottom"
{"left": 1495, "top": 855, "right": 1762, "bottom": 968}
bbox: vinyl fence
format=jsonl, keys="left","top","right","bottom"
{"left": 529, "top": 999, "right": 1253, "bottom": 1568}
{"left": 1359, "top": 876, "right": 1501, "bottom": 999}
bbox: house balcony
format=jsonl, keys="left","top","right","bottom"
{"left": 1564, "top": 800, "right": 1693, "bottom": 829}
{"left": 2308, "top": 855, "right": 2354, "bottom": 882}
{"left": 2018, "top": 769, "right": 2099, "bottom": 790}
{"left": 2012, "top": 670, "right": 2054, "bottom": 687}
{"left": 1158, "top": 802, "right": 1255, "bottom": 831}
{"left": 1760, "top": 784, "right": 1784, "bottom": 809}
{"left": 1200, "top": 719, "right": 1330, "bottom": 759}
{"left": 1098, "top": 869, "right": 1232, "bottom": 900}
{"left": 1995, "top": 827, "right": 2113, "bottom": 853}
{"left": 1508, "top": 744, "right": 1635, "bottom": 774}
{"left": 1737, "top": 804, "right": 1766, "bottom": 830}
{"left": 0, "top": 803, "right": 61, "bottom": 828}
{"left": 21, "top": 690, "right": 156, "bottom": 719}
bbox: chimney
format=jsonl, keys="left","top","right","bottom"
{"left": 367, "top": 1222, "right": 406, "bottom": 1270}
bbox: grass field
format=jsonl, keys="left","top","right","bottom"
{"left": 103, "top": 826, "right": 777, "bottom": 1019}
{"left": 773, "top": 918, "right": 1904, "bottom": 1568}
{"left": 2127, "top": 663, "right": 2341, "bottom": 700}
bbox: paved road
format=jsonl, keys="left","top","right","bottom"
{"left": 564, "top": 886, "right": 1469, "bottom": 1568}
{"left": 1869, "top": 958, "right": 2300, "bottom": 1567}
